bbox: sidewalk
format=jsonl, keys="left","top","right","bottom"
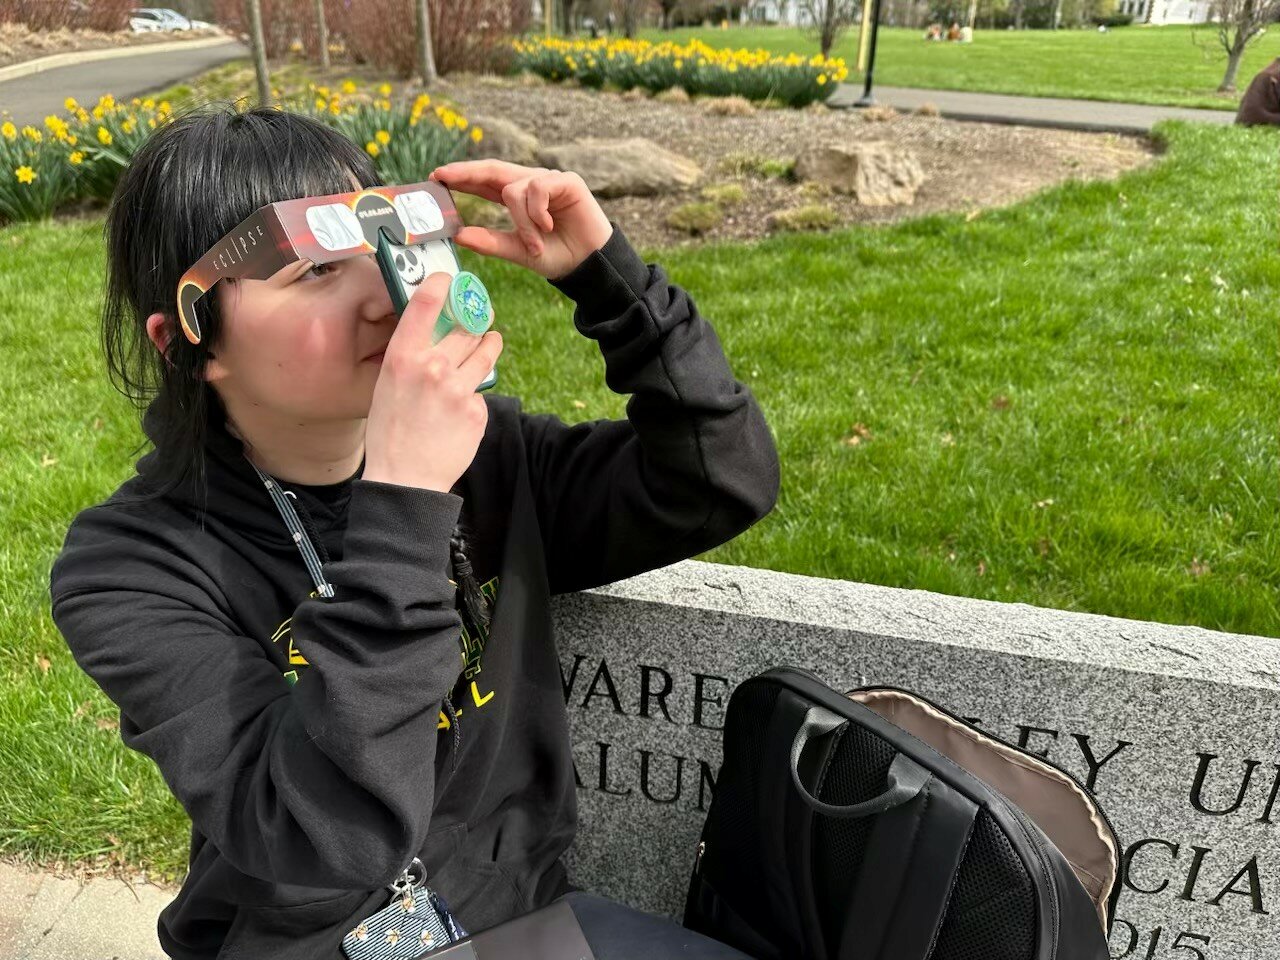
{"left": 827, "top": 82, "right": 1236, "bottom": 134}
{"left": 0, "top": 38, "right": 247, "bottom": 128}
{"left": 0, "top": 860, "right": 174, "bottom": 960}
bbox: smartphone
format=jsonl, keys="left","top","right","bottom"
{"left": 374, "top": 228, "right": 498, "bottom": 392}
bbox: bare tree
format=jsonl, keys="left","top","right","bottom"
{"left": 1205, "top": 0, "right": 1280, "bottom": 91}
{"left": 656, "top": 0, "right": 680, "bottom": 26}
{"left": 799, "top": 0, "right": 859, "bottom": 55}
{"left": 416, "top": 0, "right": 438, "bottom": 86}
{"left": 314, "top": 0, "right": 329, "bottom": 73}
{"left": 244, "top": 0, "right": 271, "bottom": 107}
{"left": 614, "top": 0, "right": 649, "bottom": 34}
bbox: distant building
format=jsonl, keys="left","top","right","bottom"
{"left": 742, "top": 0, "right": 818, "bottom": 26}
{"left": 1118, "top": 0, "right": 1212, "bottom": 24}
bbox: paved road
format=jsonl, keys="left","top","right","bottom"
{"left": 0, "top": 39, "right": 248, "bottom": 128}
{"left": 828, "top": 82, "right": 1236, "bottom": 134}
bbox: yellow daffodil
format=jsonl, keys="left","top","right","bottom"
{"left": 76, "top": 109, "right": 90, "bottom": 124}
{"left": 97, "top": 126, "right": 112, "bottom": 145}
{"left": 816, "top": 74, "right": 827, "bottom": 85}
{"left": 365, "top": 141, "right": 379, "bottom": 157}
{"left": 341, "top": 79, "right": 357, "bottom": 94}
{"left": 315, "top": 97, "right": 327, "bottom": 110}
{"left": 415, "top": 93, "right": 431, "bottom": 107}
{"left": 375, "top": 129, "right": 390, "bottom": 145}
{"left": 158, "top": 101, "right": 171, "bottom": 116}
{"left": 470, "top": 127, "right": 483, "bottom": 143}
{"left": 1, "top": 121, "right": 15, "bottom": 140}
{"left": 15, "top": 165, "right": 36, "bottom": 184}
{"left": 378, "top": 83, "right": 392, "bottom": 96}
{"left": 67, "top": 134, "right": 76, "bottom": 145}
{"left": 328, "top": 100, "right": 341, "bottom": 116}
{"left": 122, "top": 117, "right": 137, "bottom": 133}
{"left": 148, "top": 118, "right": 156, "bottom": 128}
{"left": 99, "top": 93, "right": 115, "bottom": 109}
{"left": 92, "top": 105, "right": 105, "bottom": 120}
{"left": 317, "top": 86, "right": 331, "bottom": 98}
{"left": 143, "top": 98, "right": 155, "bottom": 109}
{"left": 64, "top": 96, "right": 79, "bottom": 111}
{"left": 69, "top": 151, "right": 84, "bottom": 164}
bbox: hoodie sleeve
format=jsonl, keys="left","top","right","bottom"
{"left": 48, "top": 479, "right": 464, "bottom": 890}
{"left": 520, "top": 221, "right": 780, "bottom": 596}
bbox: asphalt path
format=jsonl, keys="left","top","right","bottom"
{"left": 0, "top": 39, "right": 249, "bottom": 128}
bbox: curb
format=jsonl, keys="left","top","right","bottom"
{"left": 826, "top": 98, "right": 1152, "bottom": 136}
{"left": 0, "top": 35, "right": 244, "bottom": 85}
{"left": 0, "top": 860, "right": 176, "bottom": 960}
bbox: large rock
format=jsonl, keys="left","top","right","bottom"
{"left": 464, "top": 113, "right": 539, "bottom": 166}
{"left": 794, "top": 142, "right": 925, "bottom": 206}
{"left": 536, "top": 138, "right": 701, "bottom": 198}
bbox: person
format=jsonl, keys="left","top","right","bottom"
{"left": 1235, "top": 56, "right": 1280, "bottom": 127}
{"left": 924, "top": 21, "right": 943, "bottom": 40}
{"left": 946, "top": 20, "right": 962, "bottom": 40}
{"left": 47, "top": 105, "right": 779, "bottom": 960}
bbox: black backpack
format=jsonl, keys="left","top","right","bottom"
{"left": 683, "top": 665, "right": 1121, "bottom": 960}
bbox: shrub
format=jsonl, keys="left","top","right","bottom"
{"left": 700, "top": 182, "right": 746, "bottom": 206}
{"left": 718, "top": 151, "right": 795, "bottom": 179}
{"left": 211, "top": 0, "right": 516, "bottom": 76}
{"left": 768, "top": 203, "right": 840, "bottom": 232}
{"left": 666, "top": 201, "right": 724, "bottom": 235}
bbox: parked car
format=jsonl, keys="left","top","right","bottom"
{"left": 130, "top": 7, "right": 199, "bottom": 31}
{"left": 129, "top": 10, "right": 166, "bottom": 31}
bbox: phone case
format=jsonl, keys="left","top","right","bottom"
{"left": 375, "top": 230, "right": 498, "bottom": 392}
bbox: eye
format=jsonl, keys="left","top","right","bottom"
{"left": 302, "top": 262, "right": 337, "bottom": 281}
{"left": 395, "top": 253, "right": 405, "bottom": 270}
{"left": 405, "top": 249, "right": 418, "bottom": 266}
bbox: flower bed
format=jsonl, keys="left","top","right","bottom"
{"left": 511, "top": 36, "right": 847, "bottom": 107}
{"left": 0, "top": 80, "right": 481, "bottom": 223}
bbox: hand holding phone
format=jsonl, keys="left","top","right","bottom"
{"left": 374, "top": 228, "right": 498, "bottom": 391}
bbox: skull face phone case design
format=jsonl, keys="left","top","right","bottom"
{"left": 375, "top": 229, "right": 498, "bottom": 392}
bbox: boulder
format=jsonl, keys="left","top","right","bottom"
{"left": 536, "top": 138, "right": 701, "bottom": 198}
{"left": 465, "top": 113, "right": 539, "bottom": 165}
{"left": 794, "top": 142, "right": 925, "bottom": 206}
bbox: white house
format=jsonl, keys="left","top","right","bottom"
{"left": 1118, "top": 0, "right": 1211, "bottom": 24}
{"left": 742, "top": 0, "right": 819, "bottom": 26}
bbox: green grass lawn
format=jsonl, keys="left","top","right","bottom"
{"left": 637, "top": 23, "right": 1280, "bottom": 110}
{"left": 2, "top": 120, "right": 1277, "bottom": 878}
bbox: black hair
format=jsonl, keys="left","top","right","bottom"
{"left": 99, "top": 102, "right": 492, "bottom": 685}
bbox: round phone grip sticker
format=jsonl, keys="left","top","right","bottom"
{"left": 447, "top": 272, "right": 493, "bottom": 335}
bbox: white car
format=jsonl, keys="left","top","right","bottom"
{"left": 130, "top": 7, "right": 194, "bottom": 30}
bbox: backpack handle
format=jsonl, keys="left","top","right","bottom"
{"left": 789, "top": 704, "right": 931, "bottom": 818}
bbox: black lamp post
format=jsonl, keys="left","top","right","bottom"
{"left": 854, "top": 0, "right": 883, "bottom": 108}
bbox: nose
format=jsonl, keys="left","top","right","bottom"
{"left": 350, "top": 253, "right": 398, "bottom": 322}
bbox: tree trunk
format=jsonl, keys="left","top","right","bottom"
{"left": 416, "top": 0, "right": 437, "bottom": 86}
{"left": 244, "top": 0, "right": 270, "bottom": 107}
{"left": 313, "top": 0, "right": 329, "bottom": 73}
{"left": 1219, "top": 42, "right": 1246, "bottom": 91}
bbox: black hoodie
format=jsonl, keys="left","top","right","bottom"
{"left": 48, "top": 223, "right": 780, "bottom": 959}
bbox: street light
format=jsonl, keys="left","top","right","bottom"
{"left": 854, "top": 0, "right": 883, "bottom": 107}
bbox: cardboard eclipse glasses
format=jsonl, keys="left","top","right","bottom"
{"left": 176, "top": 180, "right": 462, "bottom": 345}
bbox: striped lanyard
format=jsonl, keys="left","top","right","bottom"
{"left": 246, "top": 457, "right": 336, "bottom": 600}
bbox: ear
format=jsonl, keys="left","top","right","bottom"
{"left": 146, "top": 312, "right": 224, "bottom": 381}
{"left": 145, "top": 312, "right": 175, "bottom": 368}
